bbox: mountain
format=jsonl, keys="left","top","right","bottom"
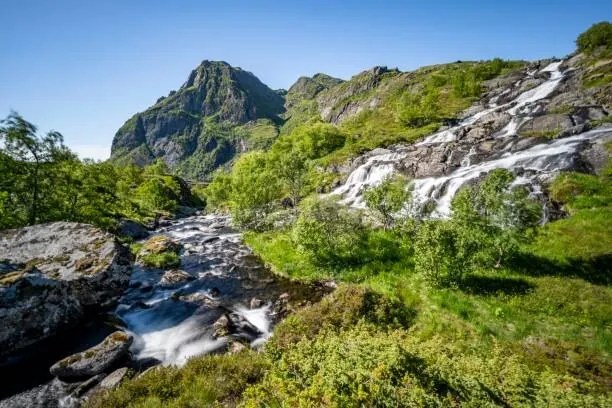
{"left": 110, "top": 60, "right": 285, "bottom": 180}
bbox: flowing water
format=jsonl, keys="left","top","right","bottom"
{"left": 117, "top": 214, "right": 325, "bottom": 366}
{"left": 330, "top": 60, "right": 611, "bottom": 214}
{"left": 1, "top": 214, "right": 327, "bottom": 407}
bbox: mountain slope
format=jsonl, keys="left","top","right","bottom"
{"left": 110, "top": 61, "right": 285, "bottom": 180}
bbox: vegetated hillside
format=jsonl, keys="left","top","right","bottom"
{"left": 89, "top": 22, "right": 612, "bottom": 407}
{"left": 110, "top": 60, "right": 285, "bottom": 180}
{"left": 110, "top": 54, "right": 523, "bottom": 180}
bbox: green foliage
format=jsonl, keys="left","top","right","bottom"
{"left": 413, "top": 220, "right": 474, "bottom": 287}
{"left": 227, "top": 151, "right": 281, "bottom": 229}
{"left": 549, "top": 170, "right": 612, "bottom": 214}
{"left": 451, "top": 169, "right": 542, "bottom": 268}
{"left": 86, "top": 350, "right": 269, "bottom": 408}
{"left": 292, "top": 197, "right": 366, "bottom": 267}
{"left": 363, "top": 175, "right": 410, "bottom": 229}
{"left": 576, "top": 22, "right": 612, "bottom": 55}
{"left": 0, "top": 114, "right": 202, "bottom": 231}
{"left": 138, "top": 251, "right": 181, "bottom": 269}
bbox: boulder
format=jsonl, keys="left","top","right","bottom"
{"left": 117, "top": 219, "right": 149, "bottom": 240}
{"left": 160, "top": 269, "right": 194, "bottom": 286}
{"left": 0, "top": 222, "right": 132, "bottom": 357}
{"left": 518, "top": 114, "right": 574, "bottom": 136}
{"left": 50, "top": 331, "right": 133, "bottom": 379}
{"left": 99, "top": 367, "right": 130, "bottom": 389}
{"left": 139, "top": 235, "right": 181, "bottom": 256}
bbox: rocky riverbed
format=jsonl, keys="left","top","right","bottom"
{"left": 0, "top": 215, "right": 331, "bottom": 407}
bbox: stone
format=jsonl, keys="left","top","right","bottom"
{"left": 518, "top": 114, "right": 574, "bottom": 136}
{"left": 116, "top": 219, "right": 149, "bottom": 240}
{"left": 50, "top": 331, "right": 133, "bottom": 379}
{"left": 250, "top": 297, "right": 264, "bottom": 309}
{"left": 228, "top": 341, "right": 247, "bottom": 354}
{"left": 160, "top": 269, "right": 194, "bottom": 286}
{"left": 139, "top": 235, "right": 181, "bottom": 256}
{"left": 212, "top": 314, "right": 231, "bottom": 338}
{"left": 99, "top": 367, "right": 129, "bottom": 389}
{"left": 0, "top": 222, "right": 132, "bottom": 357}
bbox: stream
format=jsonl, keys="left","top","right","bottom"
{"left": 0, "top": 214, "right": 328, "bottom": 407}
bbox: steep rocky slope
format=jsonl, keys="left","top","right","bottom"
{"left": 331, "top": 54, "right": 611, "bottom": 215}
{"left": 110, "top": 61, "right": 285, "bottom": 180}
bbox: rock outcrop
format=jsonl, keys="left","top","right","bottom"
{"left": 110, "top": 60, "right": 285, "bottom": 179}
{"left": 0, "top": 222, "right": 132, "bottom": 357}
{"left": 49, "top": 331, "right": 133, "bottom": 379}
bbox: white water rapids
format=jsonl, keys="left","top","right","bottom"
{"left": 331, "top": 60, "right": 611, "bottom": 215}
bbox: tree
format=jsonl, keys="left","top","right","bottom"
{"left": 576, "top": 22, "right": 612, "bottom": 55}
{"left": 363, "top": 175, "right": 410, "bottom": 229}
{"left": 292, "top": 197, "right": 366, "bottom": 266}
{"left": 451, "top": 169, "right": 541, "bottom": 268}
{"left": 413, "top": 220, "right": 474, "bottom": 287}
{"left": 228, "top": 151, "right": 281, "bottom": 229}
{"left": 0, "top": 112, "right": 74, "bottom": 225}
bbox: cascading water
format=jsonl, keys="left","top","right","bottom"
{"left": 330, "top": 59, "right": 612, "bottom": 217}
{"left": 115, "top": 215, "right": 327, "bottom": 367}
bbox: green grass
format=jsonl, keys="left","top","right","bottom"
{"left": 86, "top": 351, "right": 269, "bottom": 408}
{"left": 139, "top": 250, "right": 181, "bottom": 269}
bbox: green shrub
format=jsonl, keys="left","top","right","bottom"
{"left": 413, "top": 220, "right": 473, "bottom": 286}
{"left": 576, "top": 22, "right": 612, "bottom": 55}
{"left": 139, "top": 251, "right": 181, "bottom": 269}
{"left": 292, "top": 197, "right": 366, "bottom": 266}
{"left": 363, "top": 174, "right": 410, "bottom": 229}
{"left": 268, "top": 285, "right": 414, "bottom": 354}
{"left": 86, "top": 351, "right": 269, "bottom": 408}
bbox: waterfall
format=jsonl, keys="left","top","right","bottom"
{"left": 330, "top": 60, "right": 610, "bottom": 217}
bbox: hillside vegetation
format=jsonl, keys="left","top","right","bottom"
{"left": 86, "top": 22, "right": 612, "bottom": 407}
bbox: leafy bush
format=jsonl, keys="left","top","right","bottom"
{"left": 292, "top": 197, "right": 366, "bottom": 266}
{"left": 413, "top": 220, "right": 474, "bottom": 286}
{"left": 86, "top": 351, "right": 269, "bottom": 408}
{"left": 451, "top": 169, "right": 541, "bottom": 268}
{"left": 363, "top": 174, "right": 410, "bottom": 229}
{"left": 138, "top": 251, "right": 181, "bottom": 268}
{"left": 576, "top": 22, "right": 612, "bottom": 55}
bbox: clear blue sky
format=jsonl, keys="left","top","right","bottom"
{"left": 1, "top": 0, "right": 610, "bottom": 160}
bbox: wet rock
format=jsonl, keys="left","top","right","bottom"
{"left": 212, "top": 314, "right": 231, "bottom": 338}
{"left": 228, "top": 341, "right": 247, "bottom": 354}
{"left": 580, "top": 129, "right": 612, "bottom": 174}
{"left": 160, "top": 269, "right": 194, "bottom": 286}
{"left": 518, "top": 114, "right": 574, "bottom": 136}
{"left": 250, "top": 297, "right": 264, "bottom": 309}
{"left": 117, "top": 219, "right": 149, "bottom": 240}
{"left": 50, "top": 331, "right": 133, "bottom": 379}
{"left": 0, "top": 222, "right": 132, "bottom": 357}
{"left": 138, "top": 235, "right": 181, "bottom": 256}
{"left": 73, "top": 374, "right": 105, "bottom": 397}
{"left": 99, "top": 367, "right": 129, "bottom": 389}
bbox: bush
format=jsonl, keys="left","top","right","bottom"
{"left": 292, "top": 197, "right": 366, "bottom": 266}
{"left": 268, "top": 285, "right": 414, "bottom": 354}
{"left": 139, "top": 251, "right": 181, "bottom": 269}
{"left": 363, "top": 175, "right": 410, "bottom": 229}
{"left": 576, "top": 22, "right": 612, "bottom": 55}
{"left": 413, "top": 220, "right": 473, "bottom": 286}
{"left": 86, "top": 350, "right": 269, "bottom": 408}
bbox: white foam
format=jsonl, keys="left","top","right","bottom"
{"left": 331, "top": 59, "right": 581, "bottom": 214}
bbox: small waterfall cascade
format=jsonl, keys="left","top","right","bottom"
{"left": 330, "top": 60, "right": 611, "bottom": 216}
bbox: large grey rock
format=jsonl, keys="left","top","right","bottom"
{"left": 518, "top": 114, "right": 574, "bottom": 136}
{"left": 99, "top": 367, "right": 130, "bottom": 389}
{"left": 117, "top": 219, "right": 149, "bottom": 240}
{"left": 50, "top": 331, "right": 133, "bottom": 379}
{"left": 0, "top": 222, "right": 132, "bottom": 357}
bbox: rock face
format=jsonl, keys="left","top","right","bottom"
{"left": 110, "top": 60, "right": 285, "bottom": 179}
{"left": 0, "top": 222, "right": 132, "bottom": 357}
{"left": 330, "top": 57, "right": 611, "bottom": 217}
{"left": 49, "top": 331, "right": 133, "bottom": 379}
